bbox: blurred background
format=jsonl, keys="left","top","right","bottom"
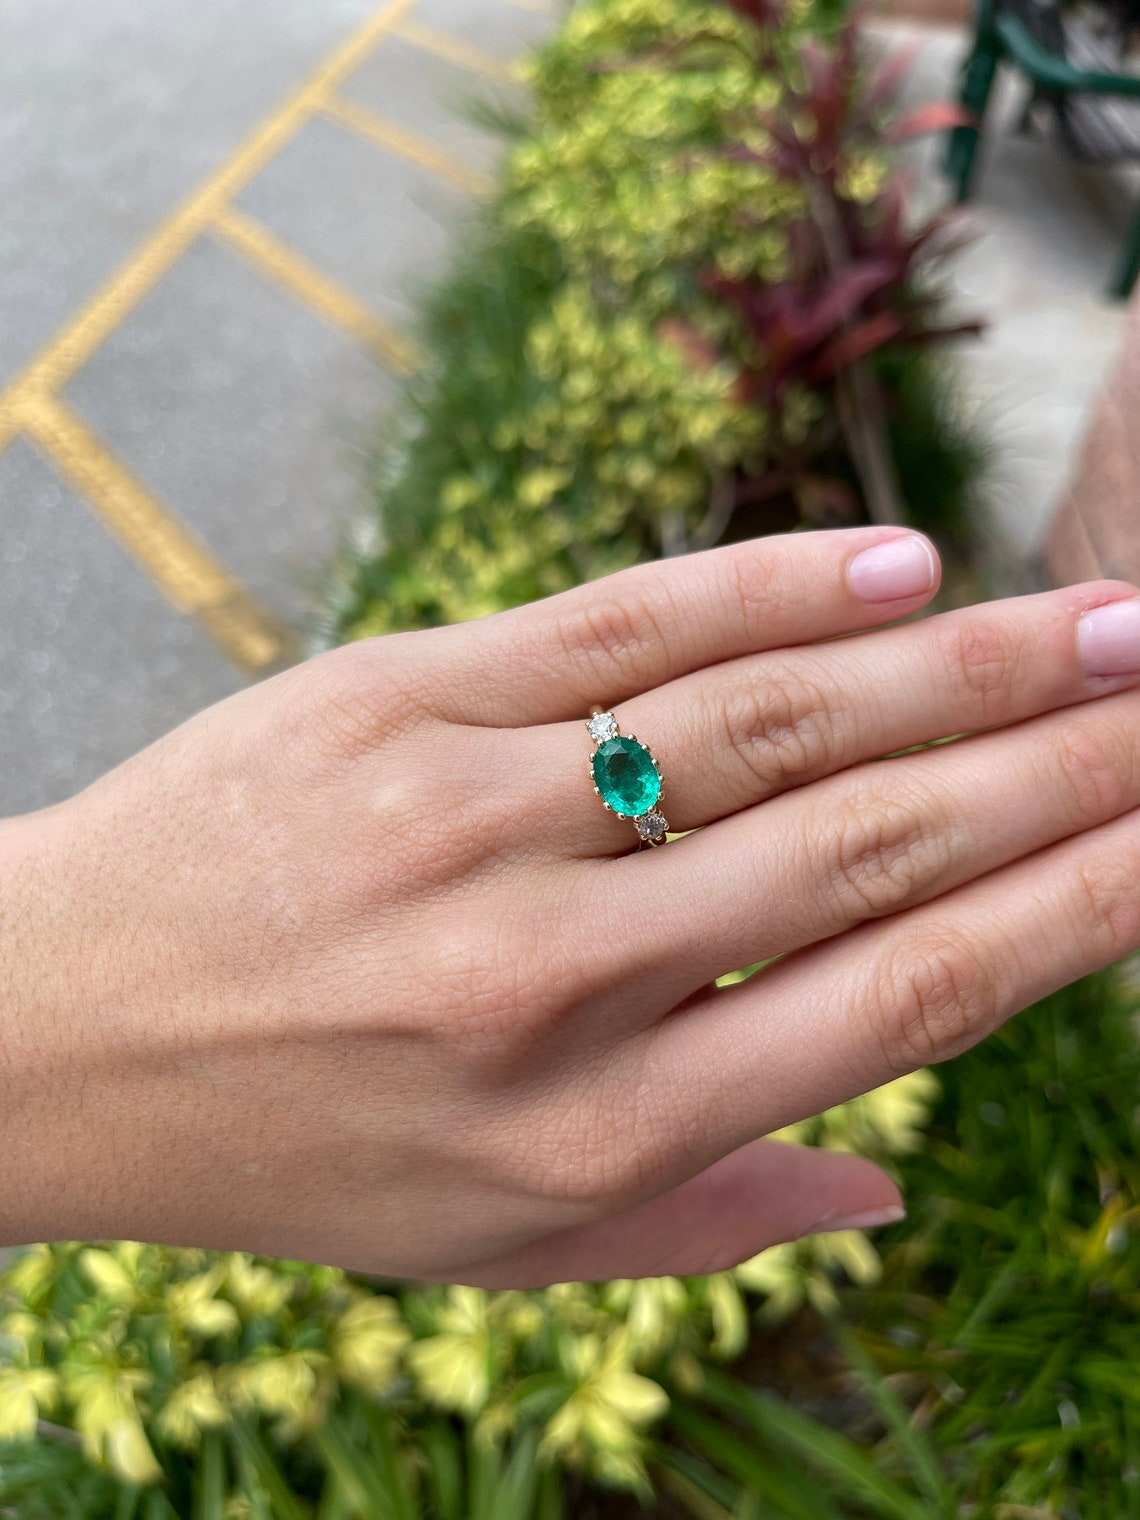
{"left": 3, "top": 0, "right": 1140, "bottom": 1513}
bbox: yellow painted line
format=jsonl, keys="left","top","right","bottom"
{"left": 0, "top": 0, "right": 420, "bottom": 673}
{"left": 0, "top": 0, "right": 416, "bottom": 439}
{"left": 320, "top": 95, "right": 493, "bottom": 196}
{"left": 392, "top": 19, "right": 517, "bottom": 82}
{"left": 20, "top": 394, "right": 289, "bottom": 670}
{"left": 212, "top": 205, "right": 420, "bottom": 373}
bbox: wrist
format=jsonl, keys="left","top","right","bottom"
{"left": 0, "top": 800, "right": 125, "bottom": 1245}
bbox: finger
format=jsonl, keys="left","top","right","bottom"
{"left": 614, "top": 683, "right": 1140, "bottom": 1002}
{"left": 642, "top": 802, "right": 1140, "bottom": 1185}
{"left": 536, "top": 580, "right": 1140, "bottom": 855}
{"left": 428, "top": 528, "right": 941, "bottom": 726}
{"left": 451, "top": 1141, "right": 903, "bottom": 1288}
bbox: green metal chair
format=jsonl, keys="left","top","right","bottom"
{"left": 946, "top": 0, "right": 1140, "bottom": 297}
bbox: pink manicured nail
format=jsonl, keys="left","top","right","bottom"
{"left": 810, "top": 1203, "right": 906, "bottom": 1234}
{"left": 1077, "top": 597, "right": 1140, "bottom": 678}
{"left": 847, "top": 534, "right": 938, "bottom": 603}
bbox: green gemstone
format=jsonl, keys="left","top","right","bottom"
{"left": 592, "top": 736, "right": 661, "bottom": 817}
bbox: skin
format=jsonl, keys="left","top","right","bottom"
{"left": 4, "top": 526, "right": 1140, "bottom": 1287}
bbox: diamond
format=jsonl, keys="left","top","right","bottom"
{"left": 635, "top": 811, "right": 668, "bottom": 844}
{"left": 592, "top": 736, "right": 662, "bottom": 817}
{"left": 586, "top": 710, "right": 618, "bottom": 744}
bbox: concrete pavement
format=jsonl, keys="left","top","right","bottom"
{"left": 1, "top": 0, "right": 554, "bottom": 814}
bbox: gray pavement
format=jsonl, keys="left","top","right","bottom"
{"left": 1, "top": 0, "right": 554, "bottom": 815}
{"left": 877, "top": 21, "right": 1134, "bottom": 564}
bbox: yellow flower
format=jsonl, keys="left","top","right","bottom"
{"left": 706, "top": 1273, "right": 749, "bottom": 1360}
{"left": 440, "top": 476, "right": 483, "bottom": 513}
{"left": 735, "top": 1241, "right": 808, "bottom": 1322}
{"left": 79, "top": 1246, "right": 139, "bottom": 1305}
{"left": 0, "top": 1366, "right": 57, "bottom": 1441}
{"left": 516, "top": 466, "right": 571, "bottom": 508}
{"left": 544, "top": 1332, "right": 667, "bottom": 1466}
{"left": 602, "top": 1278, "right": 687, "bottom": 1363}
{"left": 228, "top": 1351, "right": 327, "bottom": 1428}
{"left": 814, "top": 1229, "right": 882, "bottom": 1288}
{"left": 166, "top": 1266, "right": 240, "bottom": 1339}
{"left": 408, "top": 1287, "right": 491, "bottom": 1415}
{"left": 224, "top": 1255, "right": 294, "bottom": 1318}
{"left": 3, "top": 1245, "right": 56, "bottom": 1300}
{"left": 155, "top": 1371, "right": 228, "bottom": 1449}
{"left": 64, "top": 1365, "right": 160, "bottom": 1485}
{"left": 333, "top": 1296, "right": 410, "bottom": 1392}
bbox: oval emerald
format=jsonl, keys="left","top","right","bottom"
{"left": 592, "top": 736, "right": 661, "bottom": 817}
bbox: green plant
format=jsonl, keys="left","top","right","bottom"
{"left": 0, "top": 1081, "right": 933, "bottom": 1515}
{"left": 651, "top": 971, "right": 1140, "bottom": 1516}
{"left": 330, "top": 0, "right": 983, "bottom": 642}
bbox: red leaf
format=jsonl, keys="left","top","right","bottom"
{"left": 805, "top": 310, "right": 905, "bottom": 378}
{"left": 904, "top": 320, "right": 987, "bottom": 346}
{"left": 725, "top": 0, "right": 785, "bottom": 28}
{"left": 888, "top": 102, "right": 973, "bottom": 142}
{"left": 800, "top": 259, "right": 898, "bottom": 336}
{"left": 864, "top": 42, "right": 921, "bottom": 112}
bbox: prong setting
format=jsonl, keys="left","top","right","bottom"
{"left": 585, "top": 709, "right": 669, "bottom": 845}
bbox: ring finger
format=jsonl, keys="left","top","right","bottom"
{"left": 534, "top": 580, "right": 1140, "bottom": 855}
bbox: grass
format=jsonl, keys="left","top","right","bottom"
{"left": 641, "top": 969, "right": 1140, "bottom": 1514}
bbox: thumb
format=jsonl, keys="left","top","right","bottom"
{"left": 457, "top": 1139, "right": 904, "bottom": 1288}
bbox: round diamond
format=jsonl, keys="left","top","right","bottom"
{"left": 636, "top": 811, "right": 668, "bottom": 843}
{"left": 586, "top": 711, "right": 618, "bottom": 744}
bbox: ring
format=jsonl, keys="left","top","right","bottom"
{"left": 585, "top": 708, "right": 670, "bottom": 846}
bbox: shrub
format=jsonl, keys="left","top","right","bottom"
{"left": 332, "top": 0, "right": 982, "bottom": 643}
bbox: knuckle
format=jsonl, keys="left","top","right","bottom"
{"left": 944, "top": 615, "right": 1021, "bottom": 724}
{"left": 716, "top": 664, "right": 843, "bottom": 794}
{"left": 505, "top": 1078, "right": 660, "bottom": 1210}
{"left": 1070, "top": 855, "right": 1140, "bottom": 962}
{"left": 553, "top": 587, "right": 673, "bottom": 698}
{"left": 1052, "top": 720, "right": 1137, "bottom": 829}
{"left": 872, "top": 926, "right": 1002, "bottom": 1074}
{"left": 303, "top": 639, "right": 428, "bottom": 763}
{"left": 727, "top": 548, "right": 779, "bottom": 647}
{"left": 421, "top": 902, "right": 593, "bottom": 1049}
{"left": 824, "top": 784, "right": 953, "bottom": 920}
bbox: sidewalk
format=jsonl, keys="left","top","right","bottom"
{"left": 877, "top": 20, "right": 1135, "bottom": 572}
{"left": 0, "top": 0, "right": 554, "bottom": 814}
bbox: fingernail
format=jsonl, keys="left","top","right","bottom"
{"left": 810, "top": 1203, "right": 906, "bottom": 1234}
{"left": 1078, "top": 597, "right": 1140, "bottom": 678}
{"left": 847, "top": 534, "right": 938, "bottom": 603}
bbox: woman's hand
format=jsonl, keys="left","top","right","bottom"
{"left": 6, "top": 526, "right": 1140, "bottom": 1285}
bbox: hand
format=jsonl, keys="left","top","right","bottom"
{"left": 6, "top": 527, "right": 1140, "bottom": 1285}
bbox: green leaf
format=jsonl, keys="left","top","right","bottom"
{"left": 193, "top": 1431, "right": 227, "bottom": 1520}
{"left": 838, "top": 1330, "right": 953, "bottom": 1509}
{"left": 535, "top": 1465, "right": 565, "bottom": 1520}
{"left": 494, "top": 1429, "right": 541, "bottom": 1520}
{"left": 359, "top": 1402, "right": 419, "bottom": 1520}
{"left": 229, "top": 1420, "right": 310, "bottom": 1520}
{"left": 698, "top": 1372, "right": 928, "bottom": 1520}
{"left": 113, "top": 1485, "right": 143, "bottom": 1520}
{"left": 667, "top": 1402, "right": 841, "bottom": 1520}
{"left": 421, "top": 1421, "right": 464, "bottom": 1520}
